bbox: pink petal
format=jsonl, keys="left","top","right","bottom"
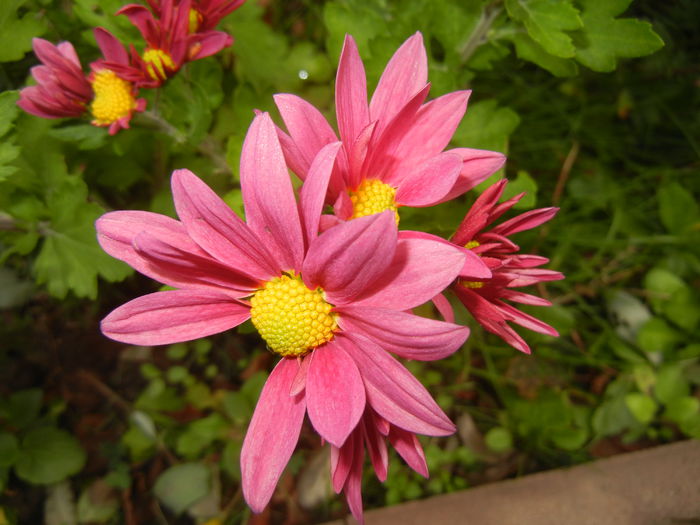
{"left": 391, "top": 90, "right": 471, "bottom": 175}
{"left": 501, "top": 289, "right": 552, "bottom": 306}
{"left": 274, "top": 93, "right": 339, "bottom": 179}
{"left": 492, "top": 207, "right": 559, "bottom": 236}
{"left": 133, "top": 231, "right": 258, "bottom": 294}
{"left": 299, "top": 142, "right": 342, "bottom": 246}
{"left": 501, "top": 303, "right": 559, "bottom": 336}
{"left": 388, "top": 426, "right": 428, "bottom": 477}
{"left": 351, "top": 235, "right": 466, "bottom": 311}
{"left": 432, "top": 293, "right": 455, "bottom": 323}
{"left": 239, "top": 113, "right": 305, "bottom": 270}
{"left": 335, "top": 35, "right": 369, "bottom": 147}
{"left": 369, "top": 32, "right": 428, "bottom": 134}
{"left": 438, "top": 148, "right": 507, "bottom": 203}
{"left": 241, "top": 358, "right": 306, "bottom": 513}
{"left": 345, "top": 121, "right": 376, "bottom": 189}
{"left": 302, "top": 211, "right": 396, "bottom": 306}
{"left": 331, "top": 435, "right": 354, "bottom": 494}
{"left": 306, "top": 342, "right": 366, "bottom": 447}
{"left": 363, "top": 415, "right": 388, "bottom": 482}
{"left": 338, "top": 306, "right": 468, "bottom": 361}
{"left": 170, "top": 169, "right": 279, "bottom": 280}
{"left": 338, "top": 334, "right": 456, "bottom": 436}
{"left": 395, "top": 152, "right": 463, "bottom": 207}
{"left": 101, "top": 290, "right": 250, "bottom": 345}
{"left": 275, "top": 125, "right": 309, "bottom": 180}
{"left": 189, "top": 30, "right": 232, "bottom": 59}
{"left": 342, "top": 431, "right": 366, "bottom": 524}
{"left": 94, "top": 28, "right": 129, "bottom": 64}
{"left": 290, "top": 353, "right": 312, "bottom": 396}
{"left": 56, "top": 41, "right": 81, "bottom": 67}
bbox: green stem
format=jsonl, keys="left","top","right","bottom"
{"left": 460, "top": 3, "right": 503, "bottom": 64}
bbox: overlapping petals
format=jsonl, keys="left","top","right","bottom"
{"left": 97, "top": 112, "right": 470, "bottom": 516}
{"left": 274, "top": 32, "right": 506, "bottom": 219}
{"left": 446, "top": 179, "right": 564, "bottom": 354}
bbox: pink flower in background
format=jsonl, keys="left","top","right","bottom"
{"left": 443, "top": 179, "right": 564, "bottom": 354}
{"left": 96, "top": 112, "right": 470, "bottom": 515}
{"left": 118, "top": 0, "right": 234, "bottom": 84}
{"left": 17, "top": 38, "right": 92, "bottom": 119}
{"left": 144, "top": 0, "right": 246, "bottom": 32}
{"left": 274, "top": 32, "right": 506, "bottom": 225}
{"left": 332, "top": 406, "right": 429, "bottom": 523}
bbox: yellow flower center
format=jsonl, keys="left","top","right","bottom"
{"left": 143, "top": 48, "right": 176, "bottom": 82}
{"left": 465, "top": 240, "right": 480, "bottom": 250}
{"left": 188, "top": 8, "right": 203, "bottom": 33}
{"left": 459, "top": 280, "right": 485, "bottom": 289}
{"left": 250, "top": 274, "right": 337, "bottom": 357}
{"left": 90, "top": 70, "right": 136, "bottom": 126}
{"left": 349, "top": 179, "right": 399, "bottom": 224}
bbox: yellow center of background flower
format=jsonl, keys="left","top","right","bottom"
{"left": 465, "top": 240, "right": 480, "bottom": 250}
{"left": 188, "top": 8, "right": 203, "bottom": 33}
{"left": 459, "top": 280, "right": 485, "bottom": 289}
{"left": 250, "top": 274, "right": 337, "bottom": 357}
{"left": 349, "top": 178, "right": 399, "bottom": 224}
{"left": 143, "top": 48, "right": 176, "bottom": 81}
{"left": 90, "top": 70, "right": 136, "bottom": 125}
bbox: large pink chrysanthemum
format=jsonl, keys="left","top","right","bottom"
{"left": 441, "top": 179, "right": 564, "bottom": 354}
{"left": 17, "top": 38, "right": 93, "bottom": 119}
{"left": 96, "top": 112, "right": 480, "bottom": 514}
{"left": 274, "top": 32, "right": 506, "bottom": 225}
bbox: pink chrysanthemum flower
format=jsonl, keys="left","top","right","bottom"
{"left": 18, "top": 38, "right": 93, "bottom": 119}
{"left": 17, "top": 35, "right": 146, "bottom": 135}
{"left": 332, "top": 405, "right": 429, "bottom": 523}
{"left": 96, "top": 113, "right": 475, "bottom": 515}
{"left": 118, "top": 0, "right": 233, "bottom": 84}
{"left": 441, "top": 179, "right": 565, "bottom": 354}
{"left": 274, "top": 32, "right": 506, "bottom": 225}
{"left": 144, "top": 0, "right": 246, "bottom": 32}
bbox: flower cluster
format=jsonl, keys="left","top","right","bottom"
{"left": 17, "top": 0, "right": 243, "bottom": 134}
{"left": 97, "top": 32, "right": 562, "bottom": 523}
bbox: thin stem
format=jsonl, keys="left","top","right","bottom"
{"left": 460, "top": 3, "right": 503, "bottom": 65}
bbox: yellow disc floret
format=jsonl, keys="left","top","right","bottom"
{"left": 465, "top": 240, "right": 481, "bottom": 250}
{"left": 143, "top": 48, "right": 176, "bottom": 82}
{"left": 90, "top": 70, "right": 136, "bottom": 126}
{"left": 188, "top": 8, "right": 203, "bottom": 33}
{"left": 459, "top": 279, "right": 485, "bottom": 289}
{"left": 349, "top": 178, "right": 400, "bottom": 224}
{"left": 250, "top": 274, "right": 337, "bottom": 357}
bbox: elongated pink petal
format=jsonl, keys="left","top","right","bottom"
{"left": 500, "top": 302, "right": 559, "bottom": 336}
{"left": 439, "top": 148, "right": 507, "bottom": 203}
{"left": 388, "top": 426, "right": 428, "bottom": 477}
{"left": 339, "top": 334, "right": 456, "bottom": 436}
{"left": 302, "top": 211, "right": 396, "bottom": 305}
{"left": 391, "top": 91, "right": 471, "bottom": 174}
{"left": 331, "top": 435, "right": 354, "bottom": 494}
{"left": 335, "top": 35, "right": 369, "bottom": 148}
{"left": 338, "top": 306, "right": 468, "bottom": 361}
{"left": 240, "top": 113, "right": 304, "bottom": 270}
{"left": 290, "top": 353, "right": 312, "bottom": 396}
{"left": 133, "top": 231, "right": 258, "bottom": 294}
{"left": 241, "top": 358, "right": 306, "bottom": 513}
{"left": 306, "top": 342, "right": 365, "bottom": 447}
{"left": 343, "top": 431, "right": 366, "bottom": 524}
{"left": 369, "top": 32, "right": 427, "bottom": 133}
{"left": 274, "top": 93, "right": 339, "bottom": 178}
{"left": 351, "top": 236, "right": 465, "bottom": 311}
{"left": 501, "top": 289, "right": 552, "bottom": 306}
{"left": 117, "top": 4, "right": 159, "bottom": 43}
{"left": 275, "top": 125, "right": 310, "bottom": 180}
{"left": 345, "top": 121, "right": 376, "bottom": 189}
{"left": 492, "top": 207, "right": 559, "bottom": 236}
{"left": 363, "top": 416, "right": 388, "bottom": 482}
{"left": 189, "top": 30, "right": 232, "bottom": 59}
{"left": 432, "top": 293, "right": 455, "bottom": 323}
{"left": 101, "top": 290, "right": 250, "bottom": 345}
{"left": 299, "top": 142, "right": 342, "bottom": 246}
{"left": 171, "top": 169, "right": 279, "bottom": 280}
{"left": 94, "top": 28, "right": 129, "bottom": 64}
{"left": 395, "top": 152, "right": 463, "bottom": 207}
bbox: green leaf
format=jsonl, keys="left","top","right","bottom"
{"left": 0, "top": 0, "right": 47, "bottom": 62}
{"left": 511, "top": 33, "right": 579, "bottom": 76}
{"left": 505, "top": 0, "right": 582, "bottom": 58}
{"left": 175, "top": 414, "right": 228, "bottom": 459}
{"left": 5, "top": 388, "right": 43, "bottom": 429}
{"left": 574, "top": 0, "right": 664, "bottom": 72}
{"left": 636, "top": 317, "right": 682, "bottom": 355}
{"left": 15, "top": 427, "right": 86, "bottom": 484}
{"left": 664, "top": 396, "right": 699, "bottom": 425}
{"left": 153, "top": 463, "right": 210, "bottom": 515}
{"left": 34, "top": 177, "right": 132, "bottom": 299}
{"left": 221, "top": 439, "right": 242, "bottom": 481}
{"left": 624, "top": 393, "right": 657, "bottom": 424}
{"left": 658, "top": 183, "right": 700, "bottom": 234}
{"left": 485, "top": 427, "right": 513, "bottom": 452}
{"left": 0, "top": 433, "right": 19, "bottom": 468}
{"left": 48, "top": 125, "right": 109, "bottom": 151}
{"left": 76, "top": 480, "right": 119, "bottom": 524}
{"left": 502, "top": 170, "right": 538, "bottom": 209}
{"left": 550, "top": 427, "right": 588, "bottom": 450}
{"left": 654, "top": 365, "right": 689, "bottom": 405}
{"left": 0, "top": 91, "right": 20, "bottom": 138}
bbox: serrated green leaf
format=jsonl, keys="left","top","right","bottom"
{"left": 574, "top": 0, "right": 664, "bottom": 72}
{"left": 323, "top": 0, "right": 388, "bottom": 62}
{"left": 454, "top": 99, "right": 520, "bottom": 155}
{"left": 0, "top": 91, "right": 20, "bottom": 137}
{"left": 503, "top": 170, "right": 538, "bottom": 209}
{"left": 506, "top": 0, "right": 582, "bottom": 58}
{"left": 34, "top": 177, "right": 132, "bottom": 299}
{"left": 15, "top": 427, "right": 86, "bottom": 484}
{"left": 0, "top": 1, "right": 47, "bottom": 62}
{"left": 48, "top": 125, "right": 108, "bottom": 151}
{"left": 511, "top": 33, "right": 579, "bottom": 76}
{"left": 154, "top": 463, "right": 210, "bottom": 515}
